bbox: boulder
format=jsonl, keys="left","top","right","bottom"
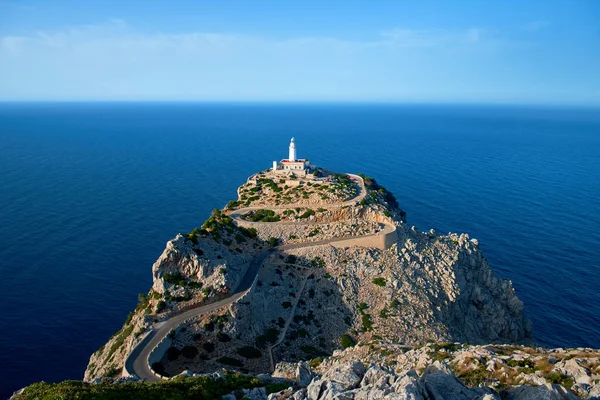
{"left": 321, "top": 361, "right": 366, "bottom": 391}
{"left": 297, "top": 361, "right": 314, "bottom": 387}
{"left": 506, "top": 384, "right": 579, "bottom": 400}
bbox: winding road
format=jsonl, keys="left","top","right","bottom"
{"left": 125, "top": 173, "right": 396, "bottom": 381}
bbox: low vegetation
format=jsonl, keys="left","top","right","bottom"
{"left": 256, "top": 328, "right": 280, "bottom": 348}
{"left": 242, "top": 209, "right": 281, "bottom": 222}
{"left": 372, "top": 277, "right": 386, "bottom": 287}
{"left": 236, "top": 346, "right": 263, "bottom": 359}
{"left": 340, "top": 334, "right": 356, "bottom": 349}
{"left": 14, "top": 372, "right": 272, "bottom": 400}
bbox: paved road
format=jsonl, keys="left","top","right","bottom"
{"left": 125, "top": 173, "right": 393, "bottom": 381}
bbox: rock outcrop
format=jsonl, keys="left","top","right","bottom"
{"left": 14, "top": 343, "right": 600, "bottom": 399}
{"left": 267, "top": 343, "right": 600, "bottom": 400}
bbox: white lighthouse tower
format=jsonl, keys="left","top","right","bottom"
{"left": 288, "top": 137, "right": 297, "bottom": 162}
{"left": 272, "top": 137, "right": 309, "bottom": 175}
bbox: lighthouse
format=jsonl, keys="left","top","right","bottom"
{"left": 272, "top": 137, "right": 310, "bottom": 175}
{"left": 289, "top": 137, "right": 297, "bottom": 162}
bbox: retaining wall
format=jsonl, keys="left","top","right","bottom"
{"left": 330, "top": 225, "right": 397, "bottom": 250}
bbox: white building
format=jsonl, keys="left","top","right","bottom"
{"left": 272, "top": 137, "right": 310, "bottom": 174}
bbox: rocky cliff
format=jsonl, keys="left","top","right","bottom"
{"left": 264, "top": 342, "right": 600, "bottom": 400}
{"left": 83, "top": 170, "right": 532, "bottom": 383}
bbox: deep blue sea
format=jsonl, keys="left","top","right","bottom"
{"left": 1, "top": 103, "right": 599, "bottom": 397}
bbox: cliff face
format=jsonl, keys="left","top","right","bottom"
{"left": 221, "top": 225, "right": 532, "bottom": 378}
{"left": 83, "top": 171, "right": 532, "bottom": 382}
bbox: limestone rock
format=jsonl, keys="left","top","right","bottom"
{"left": 296, "top": 361, "right": 314, "bottom": 387}
{"left": 506, "top": 384, "right": 579, "bottom": 400}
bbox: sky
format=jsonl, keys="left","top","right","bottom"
{"left": 1, "top": 0, "right": 599, "bottom": 104}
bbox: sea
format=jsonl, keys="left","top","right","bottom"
{"left": 0, "top": 102, "right": 599, "bottom": 397}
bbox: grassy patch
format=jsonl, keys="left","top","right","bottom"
{"left": 456, "top": 364, "right": 488, "bottom": 387}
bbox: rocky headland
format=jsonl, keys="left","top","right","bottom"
{"left": 13, "top": 168, "right": 599, "bottom": 399}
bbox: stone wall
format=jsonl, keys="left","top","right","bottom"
{"left": 330, "top": 225, "right": 397, "bottom": 250}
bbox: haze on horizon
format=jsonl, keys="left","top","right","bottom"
{"left": 1, "top": 0, "right": 599, "bottom": 105}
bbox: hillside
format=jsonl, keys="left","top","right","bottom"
{"left": 80, "top": 169, "right": 531, "bottom": 383}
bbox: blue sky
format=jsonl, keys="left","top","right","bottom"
{"left": 1, "top": 0, "right": 599, "bottom": 104}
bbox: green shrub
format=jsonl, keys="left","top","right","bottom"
{"left": 379, "top": 308, "right": 389, "bottom": 318}
{"left": 372, "top": 277, "right": 386, "bottom": 287}
{"left": 431, "top": 342, "right": 459, "bottom": 352}
{"left": 226, "top": 200, "right": 240, "bottom": 209}
{"left": 181, "top": 346, "right": 199, "bottom": 359}
{"left": 216, "top": 332, "right": 231, "bottom": 342}
{"left": 269, "top": 237, "right": 279, "bottom": 247}
{"left": 311, "top": 257, "right": 325, "bottom": 268}
{"left": 103, "top": 366, "right": 120, "bottom": 378}
{"left": 216, "top": 357, "right": 244, "bottom": 367}
{"left": 188, "top": 281, "right": 203, "bottom": 290}
{"left": 309, "top": 357, "right": 324, "bottom": 368}
{"left": 300, "top": 345, "right": 327, "bottom": 358}
{"left": 256, "top": 328, "right": 280, "bottom": 348}
{"left": 244, "top": 209, "right": 281, "bottom": 222}
{"left": 266, "top": 382, "right": 293, "bottom": 394}
{"left": 236, "top": 346, "right": 262, "bottom": 359}
{"left": 166, "top": 347, "right": 181, "bottom": 361}
{"left": 298, "top": 209, "right": 315, "bottom": 219}
{"left": 124, "top": 312, "right": 134, "bottom": 325}
{"left": 163, "top": 271, "right": 186, "bottom": 287}
{"left": 430, "top": 351, "right": 451, "bottom": 362}
{"left": 155, "top": 300, "right": 166, "bottom": 313}
{"left": 547, "top": 372, "right": 574, "bottom": 389}
{"left": 506, "top": 358, "right": 535, "bottom": 369}
{"left": 239, "top": 226, "right": 258, "bottom": 238}
{"left": 361, "top": 313, "right": 373, "bottom": 331}
{"left": 106, "top": 324, "right": 134, "bottom": 360}
{"left": 340, "top": 334, "right": 356, "bottom": 349}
